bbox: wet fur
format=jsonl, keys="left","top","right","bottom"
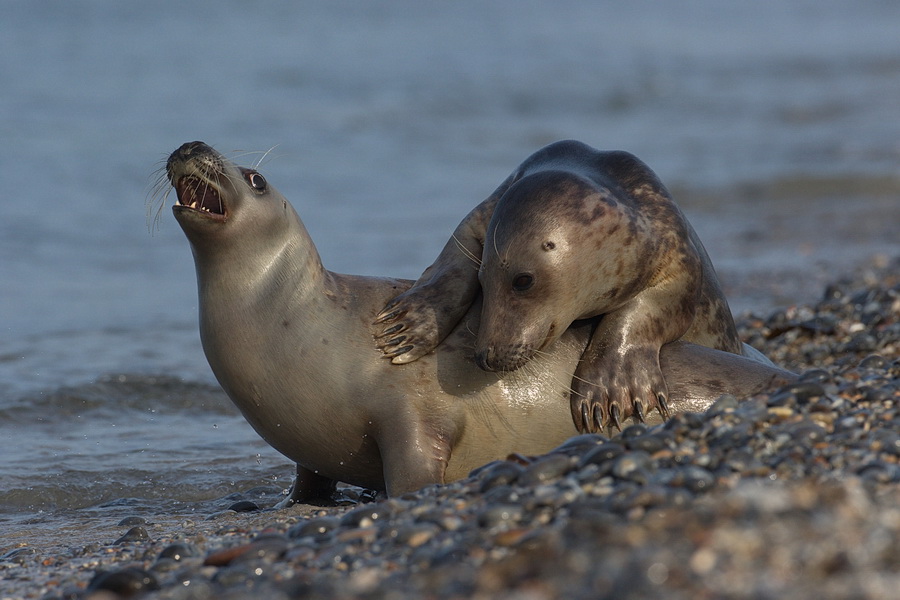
{"left": 376, "top": 140, "right": 750, "bottom": 432}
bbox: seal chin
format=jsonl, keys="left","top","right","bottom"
{"left": 173, "top": 175, "right": 227, "bottom": 222}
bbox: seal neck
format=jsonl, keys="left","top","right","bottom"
{"left": 184, "top": 196, "right": 329, "bottom": 314}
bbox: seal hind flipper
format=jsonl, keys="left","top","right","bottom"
{"left": 275, "top": 464, "right": 338, "bottom": 508}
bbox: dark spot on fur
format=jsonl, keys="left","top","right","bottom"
{"left": 282, "top": 320, "right": 290, "bottom": 328}
{"left": 542, "top": 241, "right": 555, "bottom": 251}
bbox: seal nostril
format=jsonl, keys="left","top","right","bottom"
{"left": 474, "top": 350, "right": 492, "bottom": 372}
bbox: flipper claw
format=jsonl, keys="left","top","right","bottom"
{"left": 384, "top": 345, "right": 415, "bottom": 360}
{"left": 657, "top": 393, "right": 670, "bottom": 420}
{"left": 633, "top": 401, "right": 645, "bottom": 423}
{"left": 374, "top": 308, "right": 404, "bottom": 324}
{"left": 609, "top": 404, "right": 622, "bottom": 431}
{"left": 378, "top": 323, "right": 405, "bottom": 337}
{"left": 382, "top": 335, "right": 407, "bottom": 348}
{"left": 580, "top": 402, "right": 590, "bottom": 434}
{"left": 592, "top": 404, "right": 604, "bottom": 433}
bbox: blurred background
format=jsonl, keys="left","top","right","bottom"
{"left": 1, "top": 0, "right": 897, "bottom": 542}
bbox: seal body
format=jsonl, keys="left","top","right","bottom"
{"left": 376, "top": 140, "right": 754, "bottom": 433}
{"left": 168, "top": 142, "right": 794, "bottom": 501}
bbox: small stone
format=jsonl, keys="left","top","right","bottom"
{"left": 579, "top": 442, "right": 626, "bottom": 468}
{"left": 477, "top": 504, "right": 524, "bottom": 530}
{"left": 340, "top": 503, "right": 393, "bottom": 528}
{"left": 287, "top": 516, "right": 342, "bottom": 540}
{"left": 87, "top": 567, "right": 159, "bottom": 596}
{"left": 478, "top": 461, "right": 523, "bottom": 492}
{"left": 1, "top": 547, "right": 36, "bottom": 563}
{"left": 611, "top": 451, "right": 652, "bottom": 483}
{"left": 858, "top": 354, "right": 888, "bottom": 370}
{"left": 706, "top": 394, "right": 739, "bottom": 413}
{"left": 226, "top": 500, "right": 260, "bottom": 513}
{"left": 551, "top": 433, "right": 609, "bottom": 454}
{"left": 393, "top": 523, "right": 439, "bottom": 547}
{"left": 158, "top": 542, "right": 199, "bottom": 562}
{"left": 114, "top": 526, "right": 149, "bottom": 545}
{"left": 518, "top": 453, "right": 574, "bottom": 486}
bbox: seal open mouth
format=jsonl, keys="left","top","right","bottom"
{"left": 174, "top": 176, "right": 226, "bottom": 220}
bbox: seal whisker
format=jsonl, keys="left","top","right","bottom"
{"left": 212, "top": 168, "right": 228, "bottom": 215}
{"left": 461, "top": 317, "right": 478, "bottom": 340}
{"left": 489, "top": 216, "right": 503, "bottom": 263}
{"left": 451, "top": 233, "right": 482, "bottom": 269}
{"left": 542, "top": 369, "right": 581, "bottom": 401}
{"left": 226, "top": 147, "right": 283, "bottom": 170}
{"left": 567, "top": 371, "right": 597, "bottom": 390}
{"left": 254, "top": 145, "right": 280, "bottom": 170}
{"left": 524, "top": 347, "right": 584, "bottom": 399}
{"left": 146, "top": 163, "right": 174, "bottom": 233}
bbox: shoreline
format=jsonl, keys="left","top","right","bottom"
{"left": 1, "top": 257, "right": 897, "bottom": 599}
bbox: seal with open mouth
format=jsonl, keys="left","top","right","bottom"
{"left": 165, "top": 141, "right": 794, "bottom": 502}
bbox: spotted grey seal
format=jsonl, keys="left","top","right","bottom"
{"left": 166, "top": 141, "right": 794, "bottom": 502}
{"left": 375, "top": 140, "right": 765, "bottom": 433}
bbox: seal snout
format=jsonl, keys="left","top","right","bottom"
{"left": 166, "top": 141, "right": 212, "bottom": 174}
{"left": 167, "top": 142, "right": 228, "bottom": 221}
{"left": 474, "top": 345, "right": 530, "bottom": 372}
{"left": 172, "top": 140, "right": 214, "bottom": 159}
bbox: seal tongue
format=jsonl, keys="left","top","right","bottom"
{"left": 175, "top": 176, "right": 224, "bottom": 215}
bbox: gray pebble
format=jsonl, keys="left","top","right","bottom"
{"left": 114, "top": 526, "right": 149, "bottom": 545}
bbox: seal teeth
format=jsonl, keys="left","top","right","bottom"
{"left": 175, "top": 175, "right": 225, "bottom": 216}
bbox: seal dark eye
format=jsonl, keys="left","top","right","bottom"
{"left": 512, "top": 273, "right": 534, "bottom": 292}
{"left": 247, "top": 172, "right": 267, "bottom": 191}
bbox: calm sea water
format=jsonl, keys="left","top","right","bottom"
{"left": 1, "top": 0, "right": 898, "bottom": 548}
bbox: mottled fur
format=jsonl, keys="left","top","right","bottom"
{"left": 376, "top": 140, "right": 749, "bottom": 432}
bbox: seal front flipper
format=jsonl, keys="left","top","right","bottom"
{"left": 376, "top": 401, "right": 454, "bottom": 495}
{"left": 374, "top": 190, "right": 506, "bottom": 364}
{"left": 569, "top": 342, "right": 669, "bottom": 433}
{"left": 374, "top": 273, "right": 477, "bottom": 364}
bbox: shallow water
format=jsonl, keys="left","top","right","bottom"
{"left": 1, "top": 0, "right": 898, "bottom": 550}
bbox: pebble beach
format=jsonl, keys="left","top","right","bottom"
{"left": 3, "top": 2, "right": 900, "bottom": 598}
{"left": 1, "top": 257, "right": 897, "bottom": 599}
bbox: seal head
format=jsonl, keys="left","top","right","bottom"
{"left": 474, "top": 170, "right": 654, "bottom": 371}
